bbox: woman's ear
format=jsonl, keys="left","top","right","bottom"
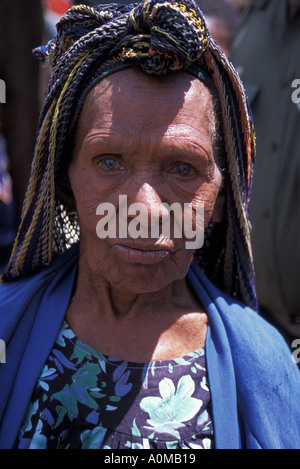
{"left": 212, "top": 185, "right": 226, "bottom": 222}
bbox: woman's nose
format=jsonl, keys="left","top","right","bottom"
{"left": 118, "top": 181, "right": 170, "bottom": 239}
{"left": 129, "top": 182, "right": 169, "bottom": 221}
{"left": 133, "top": 182, "right": 161, "bottom": 206}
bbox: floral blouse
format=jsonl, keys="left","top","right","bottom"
{"left": 15, "top": 322, "right": 214, "bottom": 449}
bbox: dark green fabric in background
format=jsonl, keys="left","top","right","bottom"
{"left": 230, "top": 0, "right": 300, "bottom": 339}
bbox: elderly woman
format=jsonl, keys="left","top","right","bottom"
{"left": 0, "top": 0, "right": 299, "bottom": 450}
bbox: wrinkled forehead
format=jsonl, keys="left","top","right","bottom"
{"left": 75, "top": 68, "right": 216, "bottom": 143}
{"left": 86, "top": 67, "right": 213, "bottom": 105}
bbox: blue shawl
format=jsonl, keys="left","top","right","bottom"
{"left": 0, "top": 244, "right": 299, "bottom": 449}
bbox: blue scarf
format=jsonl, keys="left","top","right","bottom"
{"left": 0, "top": 244, "right": 299, "bottom": 449}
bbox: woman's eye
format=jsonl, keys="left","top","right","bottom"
{"left": 97, "top": 157, "right": 121, "bottom": 172}
{"left": 173, "top": 162, "right": 195, "bottom": 177}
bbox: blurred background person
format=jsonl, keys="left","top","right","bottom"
{"left": 226, "top": 0, "right": 250, "bottom": 14}
{"left": 230, "top": 0, "right": 300, "bottom": 348}
{"left": 195, "top": 0, "right": 241, "bottom": 57}
{"left": 0, "top": 0, "right": 44, "bottom": 226}
{"left": 0, "top": 0, "right": 44, "bottom": 272}
{"left": 44, "top": 0, "right": 73, "bottom": 38}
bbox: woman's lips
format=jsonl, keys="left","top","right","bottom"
{"left": 112, "top": 243, "right": 173, "bottom": 265}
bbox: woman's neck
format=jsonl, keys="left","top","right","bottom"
{"left": 65, "top": 258, "right": 208, "bottom": 362}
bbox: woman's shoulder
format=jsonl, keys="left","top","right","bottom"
{"left": 216, "top": 289, "right": 290, "bottom": 350}
{"left": 213, "top": 284, "right": 293, "bottom": 359}
{"left": 214, "top": 289, "right": 300, "bottom": 391}
{"left": 188, "top": 262, "right": 296, "bottom": 367}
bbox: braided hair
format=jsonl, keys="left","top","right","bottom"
{"left": 2, "top": 0, "right": 257, "bottom": 311}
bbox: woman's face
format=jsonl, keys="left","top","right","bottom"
{"left": 69, "top": 68, "right": 223, "bottom": 293}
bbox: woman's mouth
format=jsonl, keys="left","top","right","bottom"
{"left": 112, "top": 242, "right": 174, "bottom": 265}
